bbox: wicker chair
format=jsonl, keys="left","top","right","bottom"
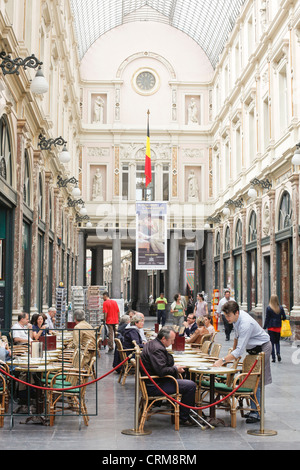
{"left": 198, "top": 355, "right": 261, "bottom": 427}
{"left": 190, "top": 333, "right": 212, "bottom": 350}
{"left": 48, "top": 357, "right": 96, "bottom": 427}
{"left": 131, "top": 358, "right": 181, "bottom": 432}
{"left": 114, "top": 338, "right": 134, "bottom": 386}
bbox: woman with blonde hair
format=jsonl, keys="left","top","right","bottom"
{"left": 263, "top": 295, "right": 286, "bottom": 362}
{"left": 185, "top": 318, "right": 209, "bottom": 346}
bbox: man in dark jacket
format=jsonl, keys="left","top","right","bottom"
{"left": 182, "top": 314, "right": 198, "bottom": 337}
{"left": 140, "top": 326, "right": 197, "bottom": 426}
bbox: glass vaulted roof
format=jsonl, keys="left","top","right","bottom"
{"left": 70, "top": 0, "right": 246, "bottom": 68}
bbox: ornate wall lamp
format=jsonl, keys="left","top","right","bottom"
{"left": 57, "top": 176, "right": 81, "bottom": 198}
{"left": 38, "top": 134, "right": 70, "bottom": 163}
{"left": 0, "top": 51, "right": 48, "bottom": 94}
{"left": 223, "top": 197, "right": 243, "bottom": 215}
{"left": 67, "top": 196, "right": 85, "bottom": 207}
{"left": 292, "top": 142, "right": 300, "bottom": 165}
{"left": 205, "top": 215, "right": 221, "bottom": 228}
{"left": 247, "top": 177, "right": 272, "bottom": 199}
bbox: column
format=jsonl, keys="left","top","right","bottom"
{"left": 136, "top": 270, "right": 149, "bottom": 316}
{"left": 205, "top": 230, "right": 214, "bottom": 313}
{"left": 77, "top": 230, "right": 86, "bottom": 286}
{"left": 179, "top": 245, "right": 187, "bottom": 295}
{"left": 12, "top": 120, "right": 27, "bottom": 320}
{"left": 30, "top": 150, "right": 42, "bottom": 314}
{"left": 111, "top": 235, "right": 121, "bottom": 299}
{"left": 96, "top": 246, "right": 104, "bottom": 285}
{"left": 268, "top": 190, "right": 276, "bottom": 295}
{"left": 241, "top": 208, "right": 247, "bottom": 311}
{"left": 290, "top": 174, "right": 300, "bottom": 336}
{"left": 168, "top": 231, "right": 180, "bottom": 301}
{"left": 256, "top": 199, "right": 263, "bottom": 313}
{"left": 42, "top": 171, "right": 52, "bottom": 314}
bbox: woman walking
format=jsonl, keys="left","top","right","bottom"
{"left": 264, "top": 295, "right": 286, "bottom": 362}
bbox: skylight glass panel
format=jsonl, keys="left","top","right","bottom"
{"left": 70, "top": 0, "right": 246, "bottom": 67}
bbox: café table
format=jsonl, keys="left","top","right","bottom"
{"left": 13, "top": 358, "right": 62, "bottom": 425}
{"left": 189, "top": 364, "right": 238, "bottom": 427}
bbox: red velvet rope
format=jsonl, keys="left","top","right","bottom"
{"left": 0, "top": 355, "right": 131, "bottom": 392}
{"left": 139, "top": 358, "right": 258, "bottom": 410}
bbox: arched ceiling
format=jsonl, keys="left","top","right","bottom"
{"left": 70, "top": 0, "right": 246, "bottom": 68}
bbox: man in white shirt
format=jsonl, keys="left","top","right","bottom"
{"left": 11, "top": 312, "right": 33, "bottom": 343}
{"left": 216, "top": 289, "right": 235, "bottom": 341}
{"left": 213, "top": 300, "right": 272, "bottom": 424}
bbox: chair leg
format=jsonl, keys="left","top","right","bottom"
{"left": 230, "top": 397, "right": 237, "bottom": 428}
{"left": 174, "top": 406, "right": 180, "bottom": 431}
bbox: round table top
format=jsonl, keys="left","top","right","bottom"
{"left": 189, "top": 365, "right": 238, "bottom": 374}
{"left": 14, "top": 363, "right": 63, "bottom": 372}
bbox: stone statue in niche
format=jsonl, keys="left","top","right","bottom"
{"left": 263, "top": 203, "right": 270, "bottom": 236}
{"left": 93, "top": 96, "right": 104, "bottom": 124}
{"left": 187, "top": 98, "right": 199, "bottom": 124}
{"left": 92, "top": 168, "right": 103, "bottom": 201}
{"left": 188, "top": 170, "right": 199, "bottom": 202}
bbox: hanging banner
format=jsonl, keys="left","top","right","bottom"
{"left": 136, "top": 202, "right": 167, "bottom": 270}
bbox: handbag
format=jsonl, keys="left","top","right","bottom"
{"left": 280, "top": 319, "right": 292, "bottom": 337}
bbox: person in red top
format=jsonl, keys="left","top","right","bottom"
{"left": 103, "top": 292, "right": 120, "bottom": 353}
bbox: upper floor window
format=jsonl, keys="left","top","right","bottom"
{"left": 235, "top": 219, "right": 242, "bottom": 248}
{"left": 24, "top": 150, "right": 31, "bottom": 207}
{"left": 136, "top": 163, "right": 155, "bottom": 201}
{"left": 248, "top": 211, "right": 257, "bottom": 242}
{"left": 224, "top": 226, "right": 230, "bottom": 253}
{"left": 215, "top": 231, "right": 220, "bottom": 256}
{"left": 278, "top": 191, "right": 292, "bottom": 231}
{"left": 38, "top": 173, "right": 43, "bottom": 220}
{"left": 162, "top": 164, "right": 169, "bottom": 201}
{"left": 0, "top": 115, "right": 12, "bottom": 185}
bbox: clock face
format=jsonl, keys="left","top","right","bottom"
{"left": 132, "top": 68, "right": 160, "bottom": 95}
{"left": 136, "top": 71, "right": 156, "bottom": 91}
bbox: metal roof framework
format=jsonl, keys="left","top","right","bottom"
{"left": 70, "top": 0, "right": 246, "bottom": 68}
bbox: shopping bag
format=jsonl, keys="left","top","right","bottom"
{"left": 281, "top": 319, "right": 292, "bottom": 337}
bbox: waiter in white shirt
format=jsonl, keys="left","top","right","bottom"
{"left": 213, "top": 300, "right": 272, "bottom": 424}
{"left": 216, "top": 289, "right": 235, "bottom": 341}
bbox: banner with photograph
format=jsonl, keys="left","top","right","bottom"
{"left": 136, "top": 202, "right": 167, "bottom": 270}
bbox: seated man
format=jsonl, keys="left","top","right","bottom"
{"left": 11, "top": 313, "right": 33, "bottom": 344}
{"left": 73, "top": 310, "right": 96, "bottom": 368}
{"left": 182, "top": 314, "right": 197, "bottom": 337}
{"left": 140, "top": 326, "right": 197, "bottom": 426}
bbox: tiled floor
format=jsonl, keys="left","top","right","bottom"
{"left": 1, "top": 318, "right": 300, "bottom": 451}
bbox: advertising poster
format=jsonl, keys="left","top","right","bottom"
{"left": 136, "top": 202, "right": 167, "bottom": 270}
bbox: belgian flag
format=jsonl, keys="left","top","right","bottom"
{"left": 145, "top": 110, "right": 152, "bottom": 187}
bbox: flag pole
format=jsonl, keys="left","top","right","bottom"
{"left": 144, "top": 110, "right": 151, "bottom": 201}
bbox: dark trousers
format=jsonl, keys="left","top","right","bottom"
{"left": 222, "top": 315, "right": 233, "bottom": 339}
{"left": 157, "top": 310, "right": 166, "bottom": 326}
{"left": 268, "top": 330, "right": 281, "bottom": 360}
{"left": 146, "top": 378, "right": 196, "bottom": 421}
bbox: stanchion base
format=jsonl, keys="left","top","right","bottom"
{"left": 247, "top": 429, "right": 277, "bottom": 436}
{"left": 121, "top": 428, "right": 152, "bottom": 436}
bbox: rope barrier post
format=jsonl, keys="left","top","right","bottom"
{"left": 247, "top": 352, "right": 277, "bottom": 437}
{"left": 121, "top": 341, "right": 152, "bottom": 436}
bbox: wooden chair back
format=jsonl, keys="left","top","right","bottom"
{"left": 209, "top": 343, "right": 221, "bottom": 359}
{"left": 200, "top": 341, "right": 211, "bottom": 354}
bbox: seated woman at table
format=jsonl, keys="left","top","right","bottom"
{"left": 185, "top": 318, "right": 209, "bottom": 346}
{"left": 31, "top": 314, "right": 49, "bottom": 340}
{"left": 123, "top": 313, "right": 145, "bottom": 352}
{"left": 203, "top": 315, "right": 215, "bottom": 336}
